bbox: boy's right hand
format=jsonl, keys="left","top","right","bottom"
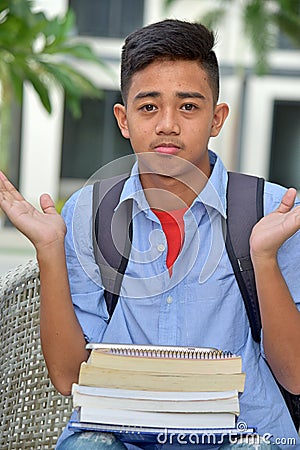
{"left": 0, "top": 171, "right": 66, "bottom": 252}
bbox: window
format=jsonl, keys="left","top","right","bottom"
{"left": 269, "top": 100, "right": 300, "bottom": 190}
{"left": 61, "top": 90, "right": 133, "bottom": 182}
{"left": 276, "top": 4, "right": 300, "bottom": 50}
{"left": 69, "top": 0, "right": 144, "bottom": 38}
{"left": 277, "top": 32, "right": 299, "bottom": 51}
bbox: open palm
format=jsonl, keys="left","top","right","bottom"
{"left": 0, "top": 171, "right": 66, "bottom": 251}
{"left": 250, "top": 188, "right": 300, "bottom": 260}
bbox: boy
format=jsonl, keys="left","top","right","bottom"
{"left": 1, "top": 19, "right": 300, "bottom": 450}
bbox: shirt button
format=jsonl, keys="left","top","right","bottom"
{"left": 166, "top": 296, "right": 173, "bottom": 304}
{"left": 157, "top": 244, "right": 165, "bottom": 252}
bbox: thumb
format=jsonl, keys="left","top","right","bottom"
{"left": 277, "top": 188, "right": 297, "bottom": 214}
{"left": 40, "top": 194, "right": 57, "bottom": 214}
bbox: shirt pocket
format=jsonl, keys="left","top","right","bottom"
{"left": 184, "top": 278, "right": 227, "bottom": 302}
{"left": 182, "top": 280, "right": 250, "bottom": 351}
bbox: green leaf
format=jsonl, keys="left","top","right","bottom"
{"left": 243, "top": 0, "right": 275, "bottom": 74}
{"left": 64, "top": 93, "right": 82, "bottom": 118}
{"left": 48, "top": 42, "right": 103, "bottom": 65}
{"left": 275, "top": 0, "right": 300, "bottom": 15}
{"left": 40, "top": 62, "right": 81, "bottom": 97}
{"left": 38, "top": 60, "right": 102, "bottom": 117}
{"left": 41, "top": 61, "right": 102, "bottom": 97}
{"left": 9, "top": 0, "right": 33, "bottom": 20}
{"left": 15, "top": 58, "right": 52, "bottom": 112}
{"left": 0, "top": 54, "right": 25, "bottom": 103}
{"left": 43, "top": 9, "right": 75, "bottom": 49}
{"left": 0, "top": 0, "right": 10, "bottom": 11}
{"left": 0, "top": 0, "right": 104, "bottom": 116}
{"left": 7, "top": 65, "right": 23, "bottom": 103}
{"left": 272, "top": 2, "right": 300, "bottom": 49}
{"left": 0, "top": 13, "right": 36, "bottom": 50}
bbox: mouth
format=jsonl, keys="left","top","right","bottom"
{"left": 153, "top": 143, "right": 181, "bottom": 155}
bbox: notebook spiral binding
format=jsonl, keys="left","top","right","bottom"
{"left": 110, "top": 348, "right": 232, "bottom": 359}
{"left": 87, "top": 343, "right": 234, "bottom": 359}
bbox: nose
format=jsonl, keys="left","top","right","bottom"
{"left": 155, "top": 109, "right": 180, "bottom": 135}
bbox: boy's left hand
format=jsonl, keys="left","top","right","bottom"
{"left": 250, "top": 188, "right": 300, "bottom": 261}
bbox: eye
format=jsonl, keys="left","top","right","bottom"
{"left": 181, "top": 103, "right": 197, "bottom": 111}
{"left": 140, "top": 104, "right": 157, "bottom": 112}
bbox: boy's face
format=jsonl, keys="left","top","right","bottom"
{"left": 114, "top": 59, "right": 228, "bottom": 180}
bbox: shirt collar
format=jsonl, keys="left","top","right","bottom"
{"left": 118, "top": 150, "right": 228, "bottom": 218}
{"left": 195, "top": 150, "right": 228, "bottom": 218}
{"left": 119, "top": 162, "right": 150, "bottom": 212}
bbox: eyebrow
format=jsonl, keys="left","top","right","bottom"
{"left": 176, "top": 91, "right": 205, "bottom": 100}
{"left": 133, "top": 91, "right": 206, "bottom": 102}
{"left": 133, "top": 91, "right": 160, "bottom": 102}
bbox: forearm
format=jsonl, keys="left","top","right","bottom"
{"left": 253, "top": 255, "right": 300, "bottom": 394}
{"left": 38, "top": 243, "right": 89, "bottom": 395}
{"left": 0, "top": 174, "right": 90, "bottom": 394}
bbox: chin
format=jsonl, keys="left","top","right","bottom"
{"left": 137, "top": 152, "right": 196, "bottom": 178}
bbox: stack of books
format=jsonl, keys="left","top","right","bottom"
{"left": 70, "top": 343, "right": 247, "bottom": 441}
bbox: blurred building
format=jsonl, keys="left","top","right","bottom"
{"left": 9, "top": 0, "right": 300, "bottom": 210}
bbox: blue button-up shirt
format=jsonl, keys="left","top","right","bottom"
{"left": 57, "top": 151, "right": 300, "bottom": 449}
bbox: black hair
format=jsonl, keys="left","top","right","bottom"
{"left": 120, "top": 19, "right": 219, "bottom": 105}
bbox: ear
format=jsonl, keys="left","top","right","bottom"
{"left": 113, "top": 103, "right": 130, "bottom": 139}
{"left": 210, "top": 103, "right": 229, "bottom": 137}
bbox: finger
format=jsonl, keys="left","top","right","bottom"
{"left": 277, "top": 188, "right": 297, "bottom": 214}
{"left": 0, "top": 171, "right": 24, "bottom": 201}
{"left": 40, "top": 194, "right": 57, "bottom": 215}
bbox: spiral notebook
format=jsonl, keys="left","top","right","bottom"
{"left": 85, "top": 343, "right": 235, "bottom": 359}
{"left": 79, "top": 343, "right": 245, "bottom": 392}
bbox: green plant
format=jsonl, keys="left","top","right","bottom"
{"left": 0, "top": 0, "right": 106, "bottom": 173}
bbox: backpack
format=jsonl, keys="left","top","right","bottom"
{"left": 92, "top": 170, "right": 300, "bottom": 430}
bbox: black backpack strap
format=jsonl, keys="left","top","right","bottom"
{"left": 92, "top": 174, "right": 132, "bottom": 320}
{"left": 225, "top": 171, "right": 265, "bottom": 342}
{"left": 279, "top": 386, "right": 300, "bottom": 430}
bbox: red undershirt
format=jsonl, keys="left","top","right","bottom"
{"left": 152, "top": 208, "right": 187, "bottom": 275}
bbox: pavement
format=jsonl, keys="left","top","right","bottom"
{"left": 0, "top": 225, "right": 36, "bottom": 276}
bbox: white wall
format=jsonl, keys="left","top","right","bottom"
{"left": 20, "top": 84, "right": 64, "bottom": 206}
{"left": 19, "top": 0, "right": 68, "bottom": 206}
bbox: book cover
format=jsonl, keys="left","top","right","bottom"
{"left": 78, "top": 363, "right": 245, "bottom": 392}
{"left": 72, "top": 384, "right": 240, "bottom": 414}
{"left": 78, "top": 406, "right": 237, "bottom": 429}
{"left": 69, "top": 421, "right": 255, "bottom": 445}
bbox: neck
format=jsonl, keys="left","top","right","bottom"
{"left": 138, "top": 159, "right": 211, "bottom": 211}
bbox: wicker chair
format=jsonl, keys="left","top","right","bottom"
{"left": 0, "top": 259, "right": 72, "bottom": 450}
